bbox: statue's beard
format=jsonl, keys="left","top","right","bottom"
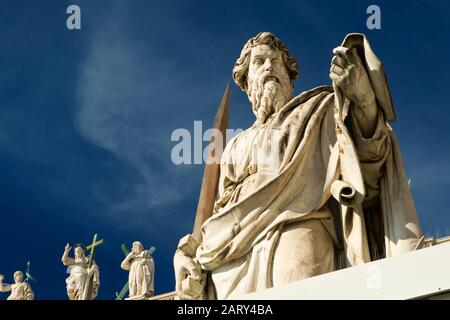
{"left": 249, "top": 74, "right": 289, "bottom": 124}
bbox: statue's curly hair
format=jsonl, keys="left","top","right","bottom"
{"left": 232, "top": 32, "right": 299, "bottom": 92}
{"left": 13, "top": 271, "right": 23, "bottom": 277}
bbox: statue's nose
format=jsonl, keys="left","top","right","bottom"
{"left": 264, "top": 59, "right": 273, "bottom": 72}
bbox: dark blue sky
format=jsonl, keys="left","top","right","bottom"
{"left": 0, "top": 0, "right": 449, "bottom": 299}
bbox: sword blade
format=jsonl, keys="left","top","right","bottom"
{"left": 192, "top": 83, "right": 230, "bottom": 242}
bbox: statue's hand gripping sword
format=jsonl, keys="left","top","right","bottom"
{"left": 176, "top": 84, "right": 230, "bottom": 299}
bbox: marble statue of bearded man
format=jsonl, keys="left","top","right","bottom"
{"left": 174, "top": 32, "right": 423, "bottom": 300}
{"left": 62, "top": 243, "right": 100, "bottom": 300}
{"left": 120, "top": 241, "right": 155, "bottom": 299}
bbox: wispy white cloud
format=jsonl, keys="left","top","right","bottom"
{"left": 74, "top": 4, "right": 192, "bottom": 223}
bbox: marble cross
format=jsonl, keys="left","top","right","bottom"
{"left": 86, "top": 233, "right": 104, "bottom": 269}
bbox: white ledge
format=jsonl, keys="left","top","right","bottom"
{"left": 240, "top": 242, "right": 450, "bottom": 300}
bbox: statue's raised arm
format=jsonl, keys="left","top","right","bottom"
{"left": 0, "top": 274, "right": 12, "bottom": 293}
{"left": 0, "top": 271, "right": 34, "bottom": 300}
{"left": 61, "top": 243, "right": 75, "bottom": 266}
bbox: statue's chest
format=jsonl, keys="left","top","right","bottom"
{"left": 11, "top": 284, "right": 25, "bottom": 296}
{"left": 231, "top": 126, "right": 284, "bottom": 177}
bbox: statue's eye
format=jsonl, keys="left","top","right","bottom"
{"left": 254, "top": 58, "right": 263, "bottom": 66}
{"left": 272, "top": 58, "right": 280, "bottom": 64}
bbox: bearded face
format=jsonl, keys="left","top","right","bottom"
{"left": 247, "top": 44, "right": 293, "bottom": 123}
{"left": 132, "top": 241, "right": 143, "bottom": 254}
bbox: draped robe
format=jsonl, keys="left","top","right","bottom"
{"left": 3, "top": 282, "right": 34, "bottom": 300}
{"left": 121, "top": 250, "right": 154, "bottom": 297}
{"left": 65, "top": 257, "right": 100, "bottom": 300}
{"left": 196, "top": 34, "right": 423, "bottom": 299}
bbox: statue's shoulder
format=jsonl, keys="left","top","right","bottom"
{"left": 21, "top": 282, "right": 31, "bottom": 290}
{"left": 280, "top": 86, "right": 333, "bottom": 117}
{"left": 142, "top": 250, "right": 153, "bottom": 259}
{"left": 224, "top": 129, "right": 247, "bottom": 150}
{"left": 291, "top": 86, "right": 333, "bottom": 106}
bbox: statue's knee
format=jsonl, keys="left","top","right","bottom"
{"left": 272, "top": 219, "right": 335, "bottom": 286}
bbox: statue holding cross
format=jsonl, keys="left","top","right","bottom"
{"left": 119, "top": 241, "right": 155, "bottom": 300}
{"left": 61, "top": 234, "right": 103, "bottom": 300}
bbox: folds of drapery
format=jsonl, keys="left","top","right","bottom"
{"left": 195, "top": 34, "right": 422, "bottom": 299}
